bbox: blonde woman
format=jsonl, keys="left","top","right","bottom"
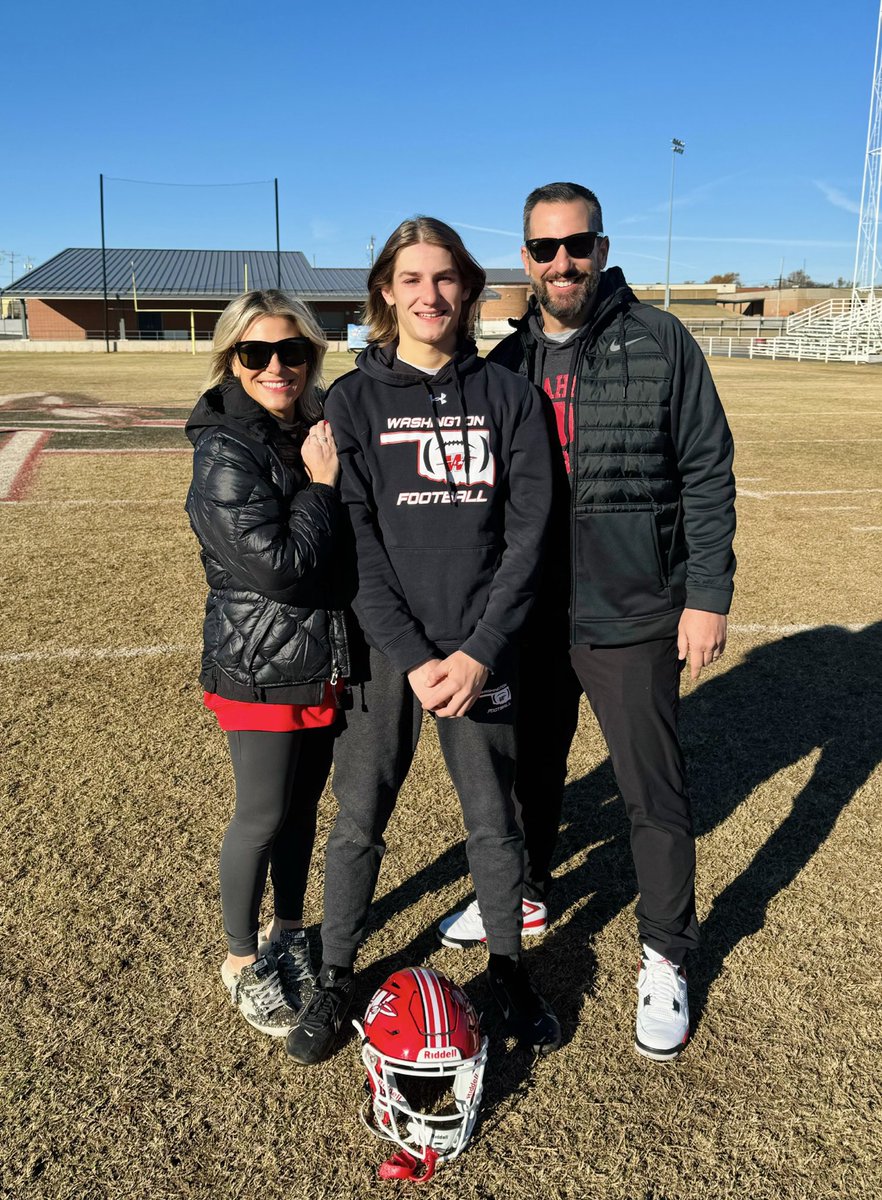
{"left": 185, "top": 290, "right": 348, "bottom": 1036}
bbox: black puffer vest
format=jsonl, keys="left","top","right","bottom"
{"left": 489, "top": 268, "right": 735, "bottom": 645}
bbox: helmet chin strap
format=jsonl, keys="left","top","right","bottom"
{"left": 377, "top": 1147, "right": 439, "bottom": 1184}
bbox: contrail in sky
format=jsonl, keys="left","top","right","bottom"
{"left": 452, "top": 221, "right": 520, "bottom": 238}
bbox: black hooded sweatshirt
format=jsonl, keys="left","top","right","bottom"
{"left": 323, "top": 340, "right": 553, "bottom": 675}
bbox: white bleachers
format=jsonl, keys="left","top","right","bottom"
{"left": 748, "top": 294, "right": 882, "bottom": 363}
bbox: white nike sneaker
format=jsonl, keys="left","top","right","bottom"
{"left": 635, "top": 946, "right": 690, "bottom": 1061}
{"left": 437, "top": 898, "right": 548, "bottom": 948}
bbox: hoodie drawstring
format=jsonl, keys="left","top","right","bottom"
{"left": 425, "top": 379, "right": 458, "bottom": 503}
{"left": 453, "top": 363, "right": 470, "bottom": 489}
{"left": 425, "top": 364, "right": 470, "bottom": 505}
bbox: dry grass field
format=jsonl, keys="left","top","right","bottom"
{"left": 0, "top": 352, "right": 880, "bottom": 1200}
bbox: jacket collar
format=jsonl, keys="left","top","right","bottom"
{"left": 185, "top": 379, "right": 295, "bottom": 446}
{"left": 354, "top": 338, "right": 482, "bottom": 387}
{"left": 508, "top": 266, "right": 635, "bottom": 344}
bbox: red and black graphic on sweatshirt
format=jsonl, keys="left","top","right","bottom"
{"left": 542, "top": 372, "right": 576, "bottom": 475}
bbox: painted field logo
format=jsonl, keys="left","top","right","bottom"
{"left": 380, "top": 429, "right": 495, "bottom": 487}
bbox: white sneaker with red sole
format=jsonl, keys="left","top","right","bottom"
{"left": 437, "top": 898, "right": 548, "bottom": 948}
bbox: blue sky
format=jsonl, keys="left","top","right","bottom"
{"left": 2, "top": 0, "right": 877, "bottom": 288}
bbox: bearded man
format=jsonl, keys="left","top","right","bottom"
{"left": 438, "top": 182, "right": 736, "bottom": 1062}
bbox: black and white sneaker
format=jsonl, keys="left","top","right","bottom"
{"left": 285, "top": 966, "right": 353, "bottom": 1065}
{"left": 258, "top": 926, "right": 316, "bottom": 1010}
{"left": 635, "top": 946, "right": 690, "bottom": 1062}
{"left": 485, "top": 955, "right": 561, "bottom": 1056}
{"left": 220, "top": 955, "right": 299, "bottom": 1037}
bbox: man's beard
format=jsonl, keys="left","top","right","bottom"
{"left": 530, "top": 270, "right": 599, "bottom": 322}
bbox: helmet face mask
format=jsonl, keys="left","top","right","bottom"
{"left": 354, "top": 968, "right": 488, "bottom": 1165}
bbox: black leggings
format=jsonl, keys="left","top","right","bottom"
{"left": 220, "top": 727, "right": 334, "bottom": 957}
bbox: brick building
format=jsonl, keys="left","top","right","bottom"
{"left": 8, "top": 247, "right": 831, "bottom": 344}
{"left": 5, "top": 248, "right": 369, "bottom": 342}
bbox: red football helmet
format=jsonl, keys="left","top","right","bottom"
{"left": 353, "top": 968, "right": 488, "bottom": 1169}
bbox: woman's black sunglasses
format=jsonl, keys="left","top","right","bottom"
{"left": 525, "top": 232, "right": 606, "bottom": 263}
{"left": 233, "top": 337, "right": 312, "bottom": 370}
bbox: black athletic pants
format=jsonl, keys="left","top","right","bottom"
{"left": 320, "top": 646, "right": 524, "bottom": 967}
{"left": 221, "top": 727, "right": 334, "bottom": 957}
{"left": 517, "top": 636, "right": 698, "bottom": 964}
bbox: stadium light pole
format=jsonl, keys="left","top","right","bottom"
{"left": 664, "top": 139, "right": 685, "bottom": 311}
{"left": 274, "top": 178, "right": 281, "bottom": 288}
{"left": 99, "top": 173, "right": 110, "bottom": 352}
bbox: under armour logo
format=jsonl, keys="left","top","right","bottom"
{"left": 432, "top": 393, "right": 447, "bottom": 404}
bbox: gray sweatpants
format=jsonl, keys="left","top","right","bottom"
{"left": 320, "top": 646, "right": 524, "bottom": 965}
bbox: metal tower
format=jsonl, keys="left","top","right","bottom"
{"left": 849, "top": 1, "right": 882, "bottom": 357}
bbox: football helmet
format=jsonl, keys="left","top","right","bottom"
{"left": 354, "top": 968, "right": 488, "bottom": 1172}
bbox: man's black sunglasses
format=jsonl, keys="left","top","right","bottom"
{"left": 525, "top": 232, "right": 606, "bottom": 263}
{"left": 233, "top": 337, "right": 312, "bottom": 370}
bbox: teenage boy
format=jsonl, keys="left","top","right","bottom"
{"left": 286, "top": 217, "right": 561, "bottom": 1065}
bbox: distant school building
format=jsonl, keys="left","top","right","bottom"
{"left": 3, "top": 249, "right": 368, "bottom": 342}
{"left": 1, "top": 247, "right": 850, "bottom": 345}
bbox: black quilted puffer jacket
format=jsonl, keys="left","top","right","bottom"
{"left": 184, "top": 380, "right": 349, "bottom": 703}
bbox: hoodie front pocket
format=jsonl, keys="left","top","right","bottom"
{"left": 573, "top": 508, "right": 671, "bottom": 622}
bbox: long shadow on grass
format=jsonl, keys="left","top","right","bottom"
{"left": 341, "top": 623, "right": 882, "bottom": 1109}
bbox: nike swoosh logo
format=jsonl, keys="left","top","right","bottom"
{"left": 609, "top": 336, "right": 647, "bottom": 352}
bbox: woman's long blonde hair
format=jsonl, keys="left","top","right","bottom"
{"left": 362, "top": 217, "right": 486, "bottom": 345}
{"left": 205, "top": 290, "right": 327, "bottom": 423}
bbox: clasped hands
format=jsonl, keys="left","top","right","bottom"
{"left": 408, "top": 652, "right": 489, "bottom": 719}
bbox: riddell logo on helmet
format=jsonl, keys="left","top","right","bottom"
{"left": 416, "top": 1047, "right": 461, "bottom": 1063}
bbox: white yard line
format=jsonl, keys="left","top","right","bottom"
{"left": 726, "top": 411, "right": 882, "bottom": 417}
{"left": 851, "top": 526, "right": 882, "bottom": 532}
{"left": 0, "top": 430, "right": 51, "bottom": 500}
{"left": 2, "top": 623, "right": 874, "bottom": 666}
{"left": 1, "top": 427, "right": 132, "bottom": 435}
{"left": 0, "top": 499, "right": 181, "bottom": 506}
{"left": 738, "top": 488, "right": 882, "bottom": 499}
{"left": 729, "top": 622, "right": 872, "bottom": 634}
{"left": 43, "top": 447, "right": 189, "bottom": 454}
{"left": 737, "top": 438, "right": 882, "bottom": 444}
{"left": 0, "top": 643, "right": 198, "bottom": 665}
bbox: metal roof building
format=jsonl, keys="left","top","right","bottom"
{"left": 5, "top": 248, "right": 373, "bottom": 341}
{"left": 3, "top": 247, "right": 522, "bottom": 343}
{"left": 8, "top": 248, "right": 370, "bottom": 300}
